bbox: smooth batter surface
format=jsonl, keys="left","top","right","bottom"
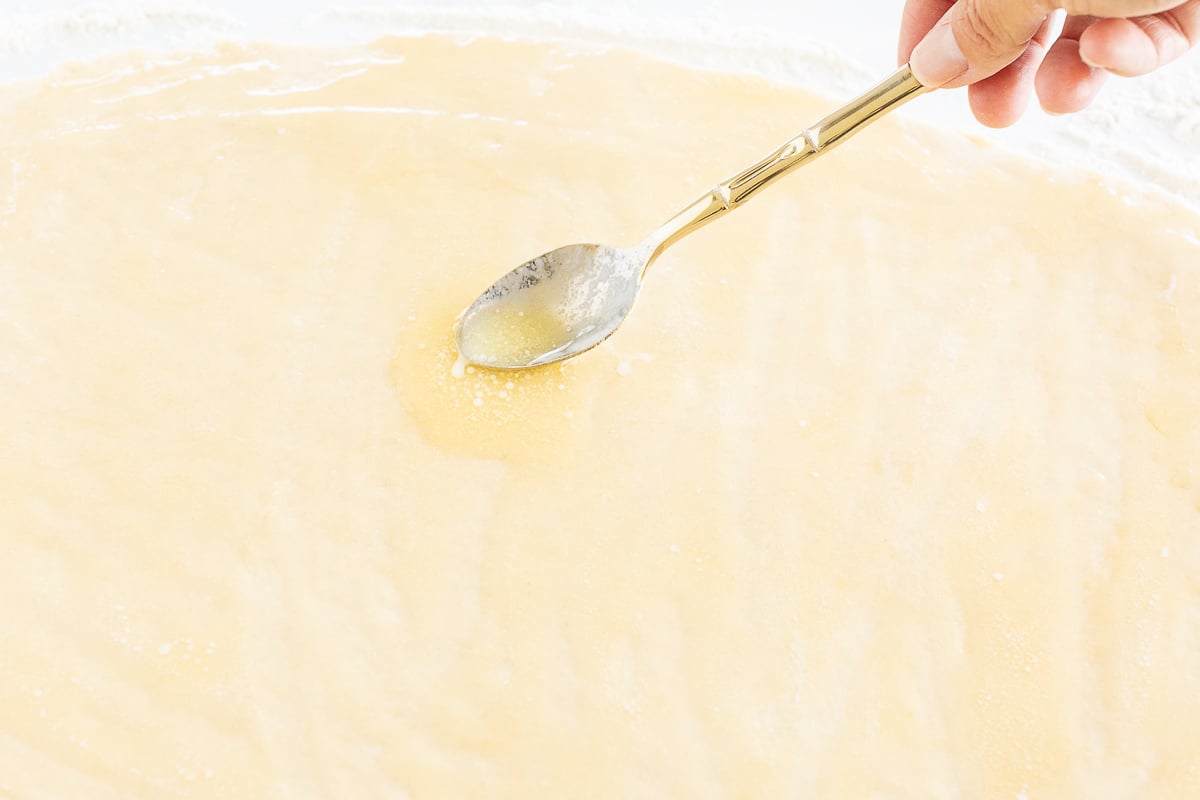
{"left": 1, "top": 36, "right": 1199, "bottom": 799}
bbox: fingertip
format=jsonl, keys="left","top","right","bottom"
{"left": 910, "top": 19, "right": 971, "bottom": 88}
{"left": 898, "top": 0, "right": 956, "bottom": 71}
{"left": 1036, "top": 39, "right": 1108, "bottom": 115}
{"left": 963, "top": 17, "right": 1060, "bottom": 130}
{"left": 968, "top": 65, "right": 1038, "bottom": 128}
{"left": 1078, "top": 18, "right": 1157, "bottom": 76}
{"left": 968, "top": 82, "right": 1026, "bottom": 128}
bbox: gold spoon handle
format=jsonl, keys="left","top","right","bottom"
{"left": 643, "top": 65, "right": 927, "bottom": 260}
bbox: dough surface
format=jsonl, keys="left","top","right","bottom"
{"left": 1, "top": 36, "right": 1198, "bottom": 799}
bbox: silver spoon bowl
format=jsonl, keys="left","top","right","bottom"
{"left": 455, "top": 243, "right": 647, "bottom": 370}
{"left": 456, "top": 66, "right": 927, "bottom": 371}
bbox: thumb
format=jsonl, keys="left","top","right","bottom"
{"left": 910, "top": 0, "right": 1054, "bottom": 88}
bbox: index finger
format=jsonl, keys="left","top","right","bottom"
{"left": 900, "top": 0, "right": 956, "bottom": 64}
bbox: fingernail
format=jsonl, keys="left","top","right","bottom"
{"left": 910, "top": 20, "right": 969, "bottom": 88}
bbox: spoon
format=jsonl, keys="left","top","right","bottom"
{"left": 456, "top": 65, "right": 927, "bottom": 370}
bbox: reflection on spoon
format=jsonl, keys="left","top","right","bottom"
{"left": 455, "top": 244, "right": 646, "bottom": 370}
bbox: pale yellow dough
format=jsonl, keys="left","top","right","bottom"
{"left": 1, "top": 36, "right": 1199, "bottom": 799}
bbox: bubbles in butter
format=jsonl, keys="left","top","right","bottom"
{"left": 391, "top": 297, "right": 598, "bottom": 464}
{"left": 457, "top": 300, "right": 572, "bottom": 368}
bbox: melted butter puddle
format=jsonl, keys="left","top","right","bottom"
{"left": 391, "top": 305, "right": 590, "bottom": 464}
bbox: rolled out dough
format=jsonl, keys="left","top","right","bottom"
{"left": 1, "top": 35, "right": 1198, "bottom": 798}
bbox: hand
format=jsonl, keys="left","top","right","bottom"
{"left": 899, "top": 1, "right": 1200, "bottom": 127}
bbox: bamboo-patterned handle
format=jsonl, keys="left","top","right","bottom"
{"left": 643, "top": 66, "right": 927, "bottom": 262}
